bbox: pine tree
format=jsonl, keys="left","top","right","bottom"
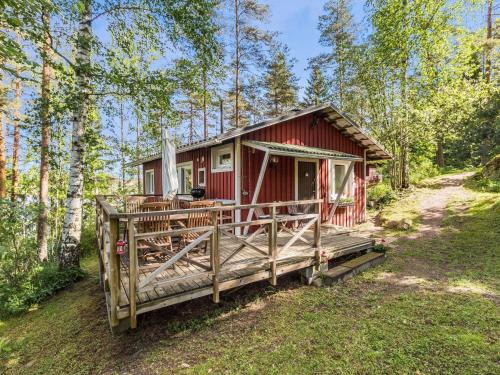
{"left": 232, "top": 0, "right": 273, "bottom": 127}
{"left": 37, "top": 6, "right": 51, "bottom": 260}
{"left": 316, "top": 0, "right": 356, "bottom": 110}
{"left": 303, "top": 65, "right": 329, "bottom": 106}
{"left": 263, "top": 45, "right": 298, "bottom": 116}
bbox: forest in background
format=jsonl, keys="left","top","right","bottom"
{"left": 0, "top": 0, "right": 498, "bottom": 315}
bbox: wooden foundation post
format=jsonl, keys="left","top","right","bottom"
{"left": 128, "top": 219, "right": 137, "bottom": 329}
{"left": 211, "top": 211, "right": 220, "bottom": 303}
{"left": 109, "top": 216, "right": 120, "bottom": 327}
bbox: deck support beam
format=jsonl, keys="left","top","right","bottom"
{"left": 363, "top": 149, "right": 367, "bottom": 222}
{"left": 234, "top": 137, "right": 242, "bottom": 235}
{"left": 243, "top": 150, "right": 270, "bottom": 235}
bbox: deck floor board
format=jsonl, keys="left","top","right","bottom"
{"left": 117, "top": 230, "right": 373, "bottom": 313}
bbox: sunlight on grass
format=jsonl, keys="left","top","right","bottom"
{"left": 0, "top": 178, "right": 498, "bottom": 374}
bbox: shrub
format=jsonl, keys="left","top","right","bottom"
{"left": 0, "top": 200, "right": 85, "bottom": 316}
{"left": 410, "top": 158, "right": 440, "bottom": 185}
{"left": 367, "top": 182, "right": 397, "bottom": 209}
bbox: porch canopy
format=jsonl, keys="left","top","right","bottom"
{"left": 242, "top": 140, "right": 363, "bottom": 162}
{"left": 241, "top": 140, "right": 364, "bottom": 231}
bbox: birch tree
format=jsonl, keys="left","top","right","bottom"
{"left": 59, "top": 0, "right": 91, "bottom": 268}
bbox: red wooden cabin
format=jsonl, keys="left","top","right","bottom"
{"left": 130, "top": 103, "right": 391, "bottom": 228}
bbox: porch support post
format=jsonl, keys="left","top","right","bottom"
{"left": 328, "top": 160, "right": 355, "bottom": 222}
{"left": 243, "top": 150, "right": 270, "bottom": 235}
{"left": 234, "top": 137, "right": 242, "bottom": 235}
{"left": 363, "top": 149, "right": 367, "bottom": 222}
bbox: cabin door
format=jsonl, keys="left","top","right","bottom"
{"left": 296, "top": 160, "right": 318, "bottom": 200}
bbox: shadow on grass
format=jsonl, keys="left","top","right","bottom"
{"left": 386, "top": 196, "right": 500, "bottom": 292}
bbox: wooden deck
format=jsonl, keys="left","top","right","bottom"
{"left": 95, "top": 196, "right": 374, "bottom": 331}
{"left": 115, "top": 229, "right": 372, "bottom": 318}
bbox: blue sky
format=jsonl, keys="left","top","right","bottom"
{"left": 262, "top": 0, "right": 364, "bottom": 94}
{"left": 261, "top": 0, "right": 486, "bottom": 95}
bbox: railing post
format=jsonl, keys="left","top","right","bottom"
{"left": 211, "top": 210, "right": 220, "bottom": 303}
{"left": 109, "top": 216, "right": 120, "bottom": 328}
{"left": 314, "top": 201, "right": 322, "bottom": 269}
{"left": 128, "top": 218, "right": 138, "bottom": 329}
{"left": 269, "top": 206, "right": 277, "bottom": 286}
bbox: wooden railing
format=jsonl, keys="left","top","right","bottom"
{"left": 96, "top": 196, "right": 322, "bottom": 330}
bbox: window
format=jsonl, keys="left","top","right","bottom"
{"left": 198, "top": 167, "right": 206, "bottom": 187}
{"left": 211, "top": 144, "right": 233, "bottom": 172}
{"left": 176, "top": 162, "right": 193, "bottom": 194}
{"left": 145, "top": 169, "right": 155, "bottom": 194}
{"left": 328, "top": 160, "right": 354, "bottom": 202}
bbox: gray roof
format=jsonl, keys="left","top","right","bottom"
{"left": 243, "top": 140, "right": 363, "bottom": 161}
{"left": 127, "top": 103, "right": 391, "bottom": 167}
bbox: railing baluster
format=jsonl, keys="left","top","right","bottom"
{"left": 211, "top": 211, "right": 220, "bottom": 303}
{"left": 128, "top": 218, "right": 138, "bottom": 329}
{"left": 109, "top": 216, "right": 120, "bottom": 328}
{"left": 314, "top": 201, "right": 322, "bottom": 269}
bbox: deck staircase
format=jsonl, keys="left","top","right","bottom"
{"left": 321, "top": 251, "right": 385, "bottom": 286}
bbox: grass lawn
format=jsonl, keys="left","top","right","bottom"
{"left": 0, "top": 182, "right": 499, "bottom": 374}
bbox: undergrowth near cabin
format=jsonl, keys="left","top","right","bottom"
{"left": 0, "top": 173, "right": 498, "bottom": 374}
{"left": 0, "top": 200, "right": 92, "bottom": 316}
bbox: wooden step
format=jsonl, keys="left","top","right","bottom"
{"left": 323, "top": 252, "right": 385, "bottom": 285}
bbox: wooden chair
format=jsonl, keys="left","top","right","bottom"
{"left": 178, "top": 201, "right": 214, "bottom": 254}
{"left": 141, "top": 200, "right": 172, "bottom": 212}
{"left": 136, "top": 215, "right": 173, "bottom": 260}
{"left": 125, "top": 196, "right": 147, "bottom": 213}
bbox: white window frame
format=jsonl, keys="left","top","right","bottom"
{"left": 145, "top": 169, "right": 155, "bottom": 195}
{"left": 176, "top": 161, "right": 193, "bottom": 194}
{"left": 197, "top": 167, "right": 206, "bottom": 187}
{"left": 211, "top": 144, "right": 233, "bottom": 173}
{"left": 328, "top": 160, "right": 354, "bottom": 202}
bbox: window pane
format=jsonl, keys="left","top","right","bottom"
{"left": 185, "top": 167, "right": 192, "bottom": 192}
{"left": 218, "top": 153, "right": 231, "bottom": 166}
{"left": 335, "top": 165, "right": 345, "bottom": 195}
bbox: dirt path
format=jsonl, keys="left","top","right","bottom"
{"left": 357, "top": 171, "right": 474, "bottom": 240}
{"left": 407, "top": 171, "right": 474, "bottom": 238}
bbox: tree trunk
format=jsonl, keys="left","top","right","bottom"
{"left": 485, "top": 0, "right": 493, "bottom": 83}
{"left": 120, "top": 101, "right": 125, "bottom": 190}
{"left": 234, "top": 0, "right": 240, "bottom": 128}
{"left": 38, "top": 9, "right": 51, "bottom": 261}
{"left": 136, "top": 114, "right": 141, "bottom": 193}
{"left": 189, "top": 100, "right": 194, "bottom": 144}
{"left": 203, "top": 69, "right": 208, "bottom": 139}
{"left": 59, "top": 0, "right": 92, "bottom": 269}
{"left": 11, "top": 58, "right": 21, "bottom": 202}
{"left": 0, "top": 111, "right": 5, "bottom": 199}
{"left": 436, "top": 135, "right": 444, "bottom": 168}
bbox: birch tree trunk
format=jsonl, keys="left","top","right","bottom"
{"left": 59, "top": 0, "right": 92, "bottom": 268}
{"left": 37, "top": 8, "right": 51, "bottom": 260}
{"left": 11, "top": 59, "right": 21, "bottom": 202}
